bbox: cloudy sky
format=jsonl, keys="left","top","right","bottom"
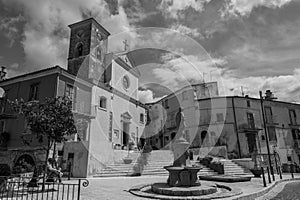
{"left": 0, "top": 0, "right": 300, "bottom": 103}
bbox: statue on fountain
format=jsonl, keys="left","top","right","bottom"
{"left": 164, "top": 107, "right": 201, "bottom": 187}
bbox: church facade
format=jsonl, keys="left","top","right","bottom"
{"left": 0, "top": 18, "right": 146, "bottom": 177}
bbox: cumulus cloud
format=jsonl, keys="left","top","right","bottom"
{"left": 169, "top": 24, "right": 203, "bottom": 38}
{"left": 222, "top": 0, "right": 292, "bottom": 16}
{"left": 138, "top": 89, "right": 165, "bottom": 103}
{"left": 152, "top": 53, "right": 226, "bottom": 90}
{"left": 0, "top": 15, "right": 25, "bottom": 47}
{"left": 158, "top": 0, "right": 211, "bottom": 19}
{"left": 1, "top": 0, "right": 134, "bottom": 72}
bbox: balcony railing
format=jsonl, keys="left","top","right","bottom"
{"left": 265, "top": 115, "right": 278, "bottom": 125}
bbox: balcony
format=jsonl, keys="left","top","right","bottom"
{"left": 238, "top": 123, "right": 262, "bottom": 133}
{"left": 265, "top": 115, "right": 279, "bottom": 125}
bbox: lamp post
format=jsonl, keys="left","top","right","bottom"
{"left": 259, "top": 91, "right": 274, "bottom": 177}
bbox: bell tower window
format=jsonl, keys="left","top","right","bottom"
{"left": 75, "top": 43, "right": 83, "bottom": 58}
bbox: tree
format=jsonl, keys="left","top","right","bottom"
{"left": 9, "top": 96, "right": 77, "bottom": 188}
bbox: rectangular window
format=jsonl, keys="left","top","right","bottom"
{"left": 247, "top": 113, "right": 255, "bottom": 129}
{"left": 109, "top": 112, "right": 113, "bottom": 142}
{"left": 289, "top": 109, "right": 297, "bottom": 125}
{"left": 267, "top": 126, "right": 277, "bottom": 141}
{"left": 0, "top": 120, "right": 5, "bottom": 133}
{"left": 99, "top": 96, "right": 107, "bottom": 109}
{"left": 265, "top": 107, "right": 273, "bottom": 124}
{"left": 65, "top": 84, "right": 76, "bottom": 108}
{"left": 216, "top": 113, "right": 224, "bottom": 122}
{"left": 247, "top": 100, "right": 251, "bottom": 108}
{"left": 185, "top": 130, "right": 190, "bottom": 142}
{"left": 140, "top": 113, "right": 144, "bottom": 123}
{"left": 169, "top": 113, "right": 176, "bottom": 127}
{"left": 29, "top": 83, "right": 39, "bottom": 100}
{"left": 165, "top": 99, "right": 169, "bottom": 109}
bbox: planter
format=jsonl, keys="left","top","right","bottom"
{"left": 250, "top": 168, "right": 262, "bottom": 177}
{"left": 123, "top": 158, "right": 133, "bottom": 164}
{"left": 209, "top": 162, "right": 224, "bottom": 174}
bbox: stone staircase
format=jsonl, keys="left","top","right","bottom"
{"left": 219, "top": 159, "right": 253, "bottom": 177}
{"left": 94, "top": 150, "right": 218, "bottom": 177}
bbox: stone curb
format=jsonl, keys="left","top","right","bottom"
{"left": 232, "top": 177, "right": 300, "bottom": 200}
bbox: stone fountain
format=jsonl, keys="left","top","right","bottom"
{"left": 129, "top": 108, "right": 242, "bottom": 199}
{"left": 164, "top": 107, "right": 201, "bottom": 186}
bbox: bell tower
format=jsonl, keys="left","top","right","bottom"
{"left": 67, "top": 18, "right": 111, "bottom": 84}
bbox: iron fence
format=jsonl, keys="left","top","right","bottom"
{"left": 0, "top": 176, "right": 89, "bottom": 200}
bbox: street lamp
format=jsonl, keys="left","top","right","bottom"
{"left": 259, "top": 91, "right": 274, "bottom": 178}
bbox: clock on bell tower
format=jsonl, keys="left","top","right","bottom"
{"left": 67, "top": 18, "right": 111, "bottom": 85}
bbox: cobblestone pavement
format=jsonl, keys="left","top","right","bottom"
{"left": 270, "top": 181, "right": 300, "bottom": 200}
{"left": 71, "top": 174, "right": 300, "bottom": 200}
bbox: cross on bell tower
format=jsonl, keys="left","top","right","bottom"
{"left": 123, "top": 39, "right": 129, "bottom": 51}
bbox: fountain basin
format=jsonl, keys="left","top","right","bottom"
{"left": 129, "top": 183, "right": 243, "bottom": 199}
{"left": 151, "top": 182, "right": 216, "bottom": 196}
{"left": 164, "top": 166, "right": 202, "bottom": 187}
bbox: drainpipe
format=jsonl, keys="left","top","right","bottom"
{"left": 232, "top": 97, "right": 242, "bottom": 158}
{"left": 259, "top": 91, "right": 273, "bottom": 176}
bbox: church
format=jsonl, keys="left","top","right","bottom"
{"left": 64, "top": 18, "right": 147, "bottom": 177}
{"left": 0, "top": 18, "right": 147, "bottom": 178}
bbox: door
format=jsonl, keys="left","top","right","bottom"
{"left": 246, "top": 133, "right": 257, "bottom": 155}
{"left": 122, "top": 122, "right": 129, "bottom": 147}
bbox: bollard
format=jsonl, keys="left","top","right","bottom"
{"left": 68, "top": 163, "right": 71, "bottom": 180}
{"left": 271, "top": 166, "right": 275, "bottom": 181}
{"left": 291, "top": 164, "right": 294, "bottom": 179}
{"left": 278, "top": 166, "right": 282, "bottom": 180}
{"left": 261, "top": 167, "right": 267, "bottom": 187}
{"left": 267, "top": 166, "right": 271, "bottom": 183}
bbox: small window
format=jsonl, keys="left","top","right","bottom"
{"left": 140, "top": 113, "right": 144, "bottom": 123}
{"left": 29, "top": 83, "right": 39, "bottom": 101}
{"left": 261, "top": 135, "right": 265, "bottom": 140}
{"left": 65, "top": 84, "right": 76, "bottom": 108}
{"left": 287, "top": 156, "right": 292, "bottom": 162}
{"left": 216, "top": 113, "right": 224, "bottom": 122}
{"left": 0, "top": 120, "right": 5, "bottom": 133}
{"left": 75, "top": 43, "right": 83, "bottom": 57}
{"left": 267, "top": 126, "right": 277, "bottom": 141}
{"left": 99, "top": 96, "right": 107, "bottom": 109}
{"left": 165, "top": 99, "right": 169, "bottom": 109}
{"left": 247, "top": 100, "right": 251, "bottom": 108}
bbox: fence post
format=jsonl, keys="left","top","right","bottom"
{"left": 261, "top": 167, "right": 266, "bottom": 187}
{"left": 77, "top": 179, "right": 81, "bottom": 200}
{"left": 267, "top": 166, "right": 271, "bottom": 183}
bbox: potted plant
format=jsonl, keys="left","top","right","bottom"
{"left": 123, "top": 141, "right": 134, "bottom": 164}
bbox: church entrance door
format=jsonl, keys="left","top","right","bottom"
{"left": 122, "top": 122, "right": 130, "bottom": 147}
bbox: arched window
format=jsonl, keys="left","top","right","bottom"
{"left": 201, "top": 130, "right": 207, "bottom": 146}
{"left": 99, "top": 96, "right": 107, "bottom": 109}
{"left": 75, "top": 43, "right": 83, "bottom": 57}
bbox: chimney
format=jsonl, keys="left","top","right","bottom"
{"left": 265, "top": 90, "right": 277, "bottom": 100}
{"left": 0, "top": 66, "right": 7, "bottom": 81}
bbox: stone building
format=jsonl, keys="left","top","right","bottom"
{"left": 0, "top": 18, "right": 146, "bottom": 177}
{"left": 146, "top": 86, "right": 300, "bottom": 167}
